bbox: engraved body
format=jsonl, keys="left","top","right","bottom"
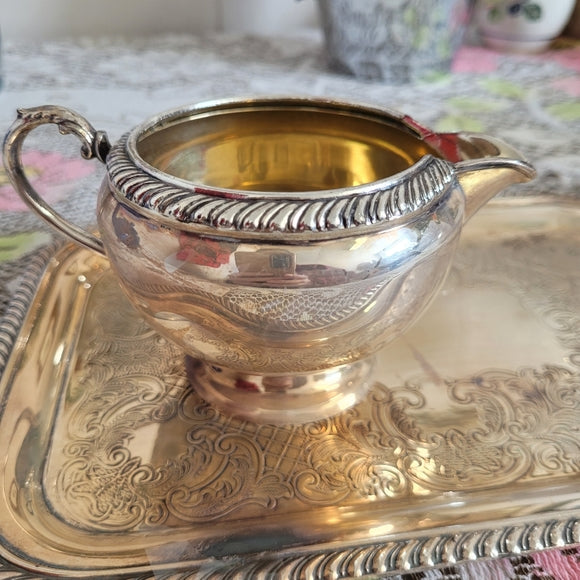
{"left": 98, "top": 183, "right": 463, "bottom": 375}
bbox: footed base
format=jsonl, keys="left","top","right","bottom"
{"left": 186, "top": 357, "right": 376, "bottom": 424}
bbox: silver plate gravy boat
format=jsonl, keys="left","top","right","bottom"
{"left": 3, "top": 97, "right": 535, "bottom": 423}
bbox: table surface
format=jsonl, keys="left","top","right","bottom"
{"left": 0, "top": 31, "right": 579, "bottom": 579}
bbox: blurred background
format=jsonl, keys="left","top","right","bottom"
{"left": 0, "top": 0, "right": 319, "bottom": 40}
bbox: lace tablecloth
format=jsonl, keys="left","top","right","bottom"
{"left": 0, "top": 32, "right": 579, "bottom": 579}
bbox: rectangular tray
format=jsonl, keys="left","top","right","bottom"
{"left": 0, "top": 198, "right": 579, "bottom": 578}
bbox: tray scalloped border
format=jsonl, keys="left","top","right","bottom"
{"left": 0, "top": 199, "right": 579, "bottom": 579}
{"left": 0, "top": 242, "right": 59, "bottom": 373}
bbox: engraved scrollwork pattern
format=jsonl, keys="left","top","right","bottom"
{"left": 54, "top": 361, "right": 580, "bottom": 531}
{"left": 48, "top": 220, "right": 580, "bottom": 535}
{"left": 451, "top": 232, "right": 580, "bottom": 369}
{"left": 371, "top": 366, "right": 580, "bottom": 492}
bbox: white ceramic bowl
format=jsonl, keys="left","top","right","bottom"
{"left": 475, "top": 0, "right": 576, "bottom": 52}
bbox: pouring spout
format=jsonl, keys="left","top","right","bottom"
{"left": 451, "top": 133, "right": 536, "bottom": 221}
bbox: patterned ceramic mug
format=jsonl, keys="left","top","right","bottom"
{"left": 317, "top": 0, "right": 474, "bottom": 82}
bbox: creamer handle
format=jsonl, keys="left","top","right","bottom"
{"left": 2, "top": 106, "right": 110, "bottom": 255}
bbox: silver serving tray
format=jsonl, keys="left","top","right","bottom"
{"left": 0, "top": 197, "right": 579, "bottom": 578}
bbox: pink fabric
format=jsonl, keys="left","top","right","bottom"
{"left": 0, "top": 151, "right": 95, "bottom": 212}
{"left": 547, "top": 48, "right": 580, "bottom": 73}
{"left": 452, "top": 45, "right": 501, "bottom": 73}
{"left": 551, "top": 76, "right": 580, "bottom": 97}
{"left": 531, "top": 548, "right": 580, "bottom": 580}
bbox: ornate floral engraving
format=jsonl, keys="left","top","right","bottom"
{"left": 451, "top": 229, "right": 580, "bottom": 368}
{"left": 372, "top": 366, "right": 580, "bottom": 491}
{"left": 48, "top": 259, "right": 580, "bottom": 531}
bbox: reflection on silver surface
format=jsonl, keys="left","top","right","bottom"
{"left": 0, "top": 198, "right": 578, "bottom": 578}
